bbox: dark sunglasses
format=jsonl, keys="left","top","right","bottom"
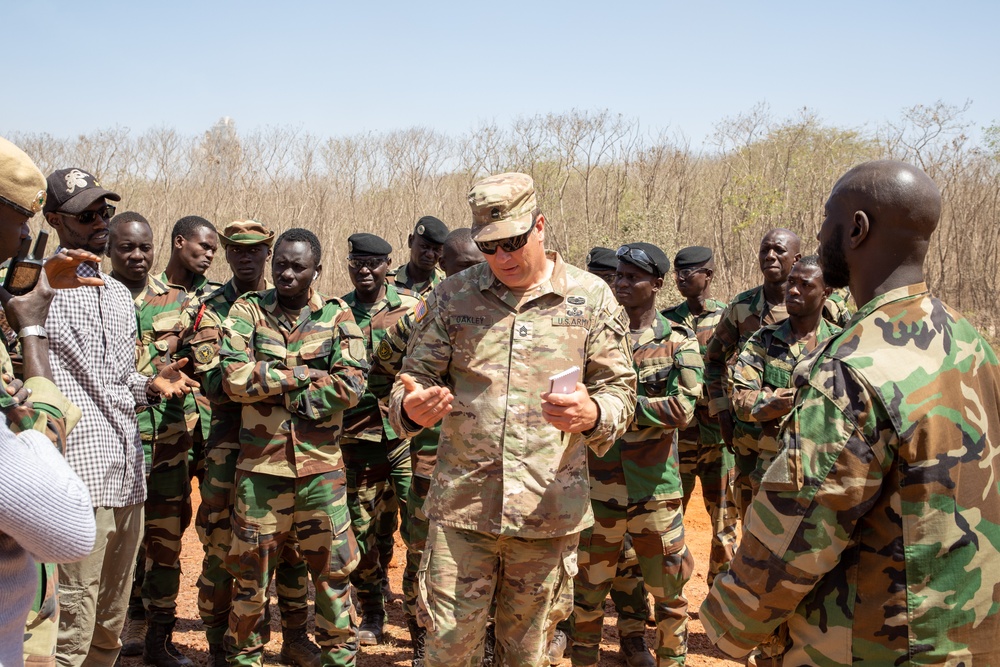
{"left": 62, "top": 204, "right": 116, "bottom": 225}
{"left": 475, "top": 227, "right": 533, "bottom": 255}
{"left": 616, "top": 245, "right": 661, "bottom": 277}
{"left": 347, "top": 256, "right": 388, "bottom": 271}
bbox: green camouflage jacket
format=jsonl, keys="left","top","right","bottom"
{"left": 389, "top": 251, "right": 637, "bottom": 538}
{"left": 731, "top": 317, "right": 840, "bottom": 453}
{"left": 589, "top": 312, "right": 702, "bottom": 505}
{"left": 390, "top": 263, "right": 444, "bottom": 295}
{"left": 701, "top": 283, "right": 1000, "bottom": 664}
{"left": 220, "top": 288, "right": 369, "bottom": 477}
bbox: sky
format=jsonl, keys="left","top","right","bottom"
{"left": 4, "top": 1, "right": 998, "bottom": 148}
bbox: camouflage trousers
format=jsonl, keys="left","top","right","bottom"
{"left": 731, "top": 422, "right": 762, "bottom": 522}
{"left": 400, "top": 474, "right": 430, "bottom": 623}
{"left": 195, "top": 442, "right": 310, "bottom": 646}
{"left": 418, "top": 522, "right": 579, "bottom": 667}
{"left": 344, "top": 437, "right": 411, "bottom": 615}
{"left": 677, "top": 424, "right": 739, "bottom": 588}
{"left": 24, "top": 562, "right": 59, "bottom": 666}
{"left": 572, "top": 498, "right": 694, "bottom": 667}
{"left": 228, "top": 470, "right": 359, "bottom": 667}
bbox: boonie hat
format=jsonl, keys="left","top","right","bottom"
{"left": 220, "top": 220, "right": 275, "bottom": 247}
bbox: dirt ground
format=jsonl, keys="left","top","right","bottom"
{"left": 121, "top": 480, "right": 741, "bottom": 667}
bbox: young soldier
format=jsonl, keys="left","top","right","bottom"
{"left": 184, "top": 221, "right": 314, "bottom": 667}
{"left": 570, "top": 243, "right": 700, "bottom": 667}
{"left": 701, "top": 161, "right": 1000, "bottom": 664}
{"left": 661, "top": 246, "right": 737, "bottom": 588}
{"left": 339, "top": 232, "right": 419, "bottom": 645}
{"left": 584, "top": 246, "right": 617, "bottom": 286}
{"left": 389, "top": 216, "right": 448, "bottom": 295}
{"left": 220, "top": 228, "right": 368, "bottom": 667}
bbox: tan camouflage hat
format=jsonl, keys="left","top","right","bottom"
{"left": 220, "top": 219, "right": 275, "bottom": 247}
{"left": 0, "top": 136, "right": 46, "bottom": 219}
{"left": 468, "top": 172, "right": 537, "bottom": 242}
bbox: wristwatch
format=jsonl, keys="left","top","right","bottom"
{"left": 18, "top": 325, "right": 48, "bottom": 340}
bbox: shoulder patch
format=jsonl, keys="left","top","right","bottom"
{"left": 376, "top": 338, "right": 393, "bottom": 361}
{"left": 414, "top": 296, "right": 429, "bottom": 323}
{"left": 194, "top": 342, "right": 215, "bottom": 364}
{"left": 568, "top": 295, "right": 586, "bottom": 306}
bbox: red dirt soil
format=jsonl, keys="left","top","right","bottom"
{"left": 120, "top": 480, "right": 742, "bottom": 667}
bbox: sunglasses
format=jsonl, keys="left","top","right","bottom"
{"left": 616, "top": 245, "right": 661, "bottom": 277}
{"left": 674, "top": 267, "right": 708, "bottom": 281}
{"left": 62, "top": 204, "right": 116, "bottom": 225}
{"left": 347, "top": 256, "right": 388, "bottom": 271}
{"left": 475, "top": 227, "right": 533, "bottom": 255}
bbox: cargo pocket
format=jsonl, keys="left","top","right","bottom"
{"left": 547, "top": 540, "right": 579, "bottom": 631}
{"left": 761, "top": 408, "right": 803, "bottom": 492}
{"left": 229, "top": 513, "right": 262, "bottom": 582}
{"left": 326, "top": 522, "right": 360, "bottom": 579}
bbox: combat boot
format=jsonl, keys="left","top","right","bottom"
{"left": 481, "top": 622, "right": 496, "bottom": 667}
{"left": 278, "top": 627, "right": 321, "bottom": 667}
{"left": 406, "top": 619, "right": 425, "bottom": 667}
{"left": 546, "top": 628, "right": 568, "bottom": 664}
{"left": 121, "top": 617, "right": 146, "bottom": 657}
{"left": 207, "top": 643, "right": 227, "bottom": 667}
{"left": 143, "top": 620, "right": 193, "bottom": 667}
{"left": 358, "top": 611, "right": 385, "bottom": 646}
{"left": 620, "top": 635, "right": 655, "bottom": 667}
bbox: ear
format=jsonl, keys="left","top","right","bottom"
{"left": 823, "top": 286, "right": 833, "bottom": 299}
{"left": 386, "top": 257, "right": 392, "bottom": 268}
{"left": 652, "top": 275, "right": 664, "bottom": 292}
{"left": 173, "top": 234, "right": 185, "bottom": 249}
{"left": 407, "top": 234, "right": 414, "bottom": 248}
{"left": 793, "top": 251, "right": 802, "bottom": 262}
{"left": 535, "top": 214, "right": 546, "bottom": 242}
{"left": 850, "top": 211, "right": 870, "bottom": 249}
{"left": 44, "top": 212, "right": 63, "bottom": 232}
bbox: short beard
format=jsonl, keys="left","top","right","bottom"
{"left": 820, "top": 234, "right": 850, "bottom": 289}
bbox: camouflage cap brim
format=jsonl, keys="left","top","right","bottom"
{"left": 470, "top": 212, "right": 535, "bottom": 242}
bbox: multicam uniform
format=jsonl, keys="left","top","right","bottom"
{"left": 389, "top": 263, "right": 444, "bottom": 296}
{"left": 183, "top": 280, "right": 310, "bottom": 649}
{"left": 571, "top": 314, "right": 700, "bottom": 667}
{"left": 701, "top": 283, "right": 1000, "bottom": 664}
{"left": 730, "top": 317, "right": 840, "bottom": 494}
{"left": 220, "top": 288, "right": 368, "bottom": 667}
{"left": 662, "top": 298, "right": 737, "bottom": 588}
{"left": 389, "top": 252, "right": 636, "bottom": 667}
{"left": 339, "top": 285, "right": 419, "bottom": 621}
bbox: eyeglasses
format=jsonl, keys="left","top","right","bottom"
{"left": 61, "top": 204, "right": 116, "bottom": 225}
{"left": 475, "top": 227, "right": 533, "bottom": 255}
{"left": 674, "top": 267, "right": 708, "bottom": 281}
{"left": 616, "top": 245, "right": 661, "bottom": 276}
{"left": 347, "top": 256, "right": 388, "bottom": 271}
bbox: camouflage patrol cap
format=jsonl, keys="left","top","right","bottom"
{"left": 413, "top": 216, "right": 449, "bottom": 244}
{"left": 220, "top": 220, "right": 275, "bottom": 247}
{"left": 0, "top": 136, "right": 47, "bottom": 219}
{"left": 468, "top": 172, "right": 537, "bottom": 242}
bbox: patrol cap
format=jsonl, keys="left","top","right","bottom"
{"left": 0, "top": 137, "right": 47, "bottom": 219}
{"left": 468, "top": 172, "right": 537, "bottom": 242}
{"left": 585, "top": 247, "right": 617, "bottom": 272}
{"left": 413, "top": 216, "right": 449, "bottom": 244}
{"left": 674, "top": 245, "right": 714, "bottom": 269}
{"left": 220, "top": 219, "right": 275, "bottom": 248}
{"left": 44, "top": 167, "right": 121, "bottom": 215}
{"left": 616, "top": 242, "right": 670, "bottom": 277}
{"left": 347, "top": 233, "right": 392, "bottom": 256}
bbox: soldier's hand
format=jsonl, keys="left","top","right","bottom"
{"left": 44, "top": 249, "right": 105, "bottom": 289}
{"left": 3, "top": 375, "right": 34, "bottom": 425}
{"left": 0, "top": 266, "right": 55, "bottom": 331}
{"left": 717, "top": 410, "right": 736, "bottom": 451}
{"left": 151, "top": 358, "right": 201, "bottom": 400}
{"left": 773, "top": 388, "right": 797, "bottom": 416}
{"left": 400, "top": 373, "right": 453, "bottom": 428}
{"left": 542, "top": 382, "right": 599, "bottom": 434}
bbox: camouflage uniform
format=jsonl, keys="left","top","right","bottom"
{"left": 662, "top": 298, "right": 738, "bottom": 587}
{"left": 388, "top": 252, "right": 637, "bottom": 667}
{"left": 184, "top": 279, "right": 310, "bottom": 648}
{"left": 730, "top": 317, "right": 840, "bottom": 495}
{"left": 701, "top": 283, "right": 1000, "bottom": 664}
{"left": 220, "top": 287, "right": 368, "bottom": 667}
{"left": 131, "top": 275, "right": 198, "bottom": 625}
{"left": 389, "top": 263, "right": 444, "bottom": 296}
{"left": 571, "top": 314, "right": 700, "bottom": 666}
{"left": 339, "top": 284, "right": 419, "bottom": 620}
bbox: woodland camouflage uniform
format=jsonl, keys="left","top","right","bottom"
{"left": 701, "top": 283, "right": 1000, "bottom": 664}
{"left": 220, "top": 287, "right": 368, "bottom": 667}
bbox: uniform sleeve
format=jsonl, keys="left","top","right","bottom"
{"left": 581, "top": 302, "right": 637, "bottom": 456}
{"left": 731, "top": 332, "right": 789, "bottom": 423}
{"left": 188, "top": 307, "right": 227, "bottom": 403}
{"left": 704, "top": 302, "right": 740, "bottom": 415}
{"left": 699, "top": 364, "right": 893, "bottom": 657}
{"left": 124, "top": 301, "right": 155, "bottom": 406}
{"left": 284, "top": 309, "right": 369, "bottom": 421}
{"left": 220, "top": 300, "right": 310, "bottom": 402}
{"left": 389, "top": 293, "right": 450, "bottom": 438}
{"left": 370, "top": 308, "right": 414, "bottom": 398}
{"left": 635, "top": 333, "right": 702, "bottom": 430}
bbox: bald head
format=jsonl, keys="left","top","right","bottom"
{"left": 819, "top": 160, "right": 940, "bottom": 303}
{"left": 758, "top": 228, "right": 801, "bottom": 285}
{"left": 442, "top": 228, "right": 484, "bottom": 277}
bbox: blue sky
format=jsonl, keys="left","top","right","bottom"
{"left": 5, "top": 1, "right": 997, "bottom": 147}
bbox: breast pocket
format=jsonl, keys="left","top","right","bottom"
{"left": 638, "top": 357, "right": 674, "bottom": 398}
{"left": 253, "top": 326, "right": 288, "bottom": 361}
{"left": 299, "top": 335, "right": 334, "bottom": 368}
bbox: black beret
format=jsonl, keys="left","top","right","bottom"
{"left": 673, "top": 246, "right": 713, "bottom": 269}
{"left": 413, "top": 216, "right": 449, "bottom": 244}
{"left": 616, "top": 242, "right": 670, "bottom": 277}
{"left": 585, "top": 247, "right": 618, "bottom": 272}
{"left": 347, "top": 233, "right": 392, "bottom": 256}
